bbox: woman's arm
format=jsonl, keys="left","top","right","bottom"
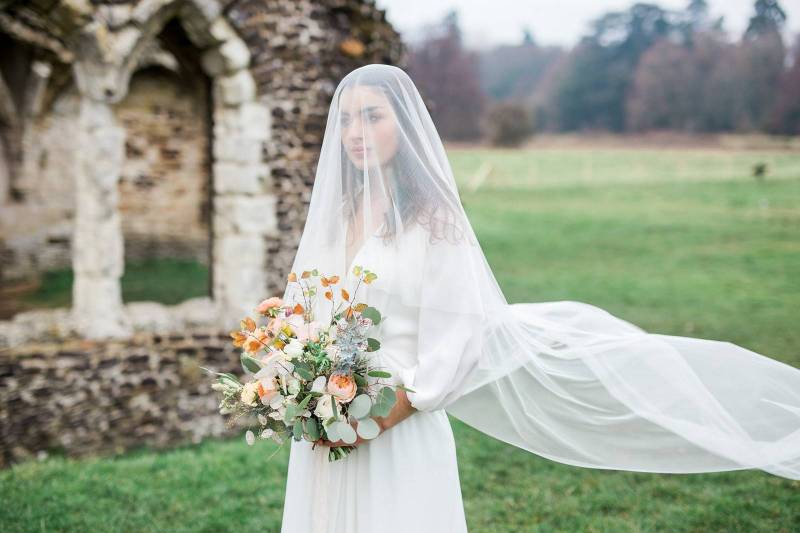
{"left": 374, "top": 385, "right": 417, "bottom": 432}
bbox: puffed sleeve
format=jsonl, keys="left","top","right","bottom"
{"left": 397, "top": 229, "right": 487, "bottom": 412}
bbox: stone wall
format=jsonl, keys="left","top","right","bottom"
{"left": 226, "top": 0, "right": 406, "bottom": 295}
{"left": 0, "top": 0, "right": 405, "bottom": 467}
{"left": 0, "top": 326, "right": 245, "bottom": 468}
{"left": 0, "top": 0, "right": 405, "bottom": 295}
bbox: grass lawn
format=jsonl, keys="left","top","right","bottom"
{"left": 16, "top": 257, "right": 210, "bottom": 310}
{"left": 2, "top": 145, "right": 798, "bottom": 532}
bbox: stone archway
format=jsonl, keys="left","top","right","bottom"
{"left": 70, "top": 0, "right": 274, "bottom": 339}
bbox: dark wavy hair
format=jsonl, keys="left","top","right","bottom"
{"left": 336, "top": 69, "right": 468, "bottom": 248}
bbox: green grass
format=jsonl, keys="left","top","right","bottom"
{"left": 2, "top": 145, "right": 799, "bottom": 531}
{"left": 20, "top": 258, "right": 210, "bottom": 309}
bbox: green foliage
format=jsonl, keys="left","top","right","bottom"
{"left": 370, "top": 386, "right": 396, "bottom": 418}
{"left": 361, "top": 306, "right": 381, "bottom": 324}
{"left": 240, "top": 353, "right": 262, "bottom": 375}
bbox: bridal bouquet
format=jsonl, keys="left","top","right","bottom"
{"left": 202, "top": 265, "right": 413, "bottom": 461}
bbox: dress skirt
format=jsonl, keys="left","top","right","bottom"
{"left": 280, "top": 407, "right": 468, "bottom": 533}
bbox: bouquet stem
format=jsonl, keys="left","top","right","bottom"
{"left": 329, "top": 445, "right": 357, "bottom": 461}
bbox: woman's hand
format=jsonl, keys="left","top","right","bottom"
{"left": 314, "top": 386, "right": 418, "bottom": 448}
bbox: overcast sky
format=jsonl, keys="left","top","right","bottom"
{"left": 374, "top": 0, "right": 800, "bottom": 50}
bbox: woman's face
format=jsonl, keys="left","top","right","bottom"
{"left": 339, "top": 85, "right": 400, "bottom": 171}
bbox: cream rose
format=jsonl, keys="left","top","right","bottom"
{"left": 240, "top": 381, "right": 259, "bottom": 406}
{"left": 314, "top": 393, "right": 340, "bottom": 421}
{"left": 283, "top": 338, "right": 305, "bottom": 360}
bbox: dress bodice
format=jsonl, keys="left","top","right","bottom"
{"left": 345, "top": 222, "right": 428, "bottom": 386}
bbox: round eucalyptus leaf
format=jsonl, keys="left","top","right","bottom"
{"left": 324, "top": 420, "right": 340, "bottom": 442}
{"left": 348, "top": 394, "right": 372, "bottom": 419}
{"left": 335, "top": 421, "right": 358, "bottom": 444}
{"left": 379, "top": 386, "right": 397, "bottom": 404}
{"left": 305, "top": 418, "right": 320, "bottom": 441}
{"left": 362, "top": 306, "right": 381, "bottom": 324}
{"left": 370, "top": 400, "right": 392, "bottom": 418}
{"left": 356, "top": 417, "right": 381, "bottom": 439}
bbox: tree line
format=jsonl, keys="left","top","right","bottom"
{"left": 407, "top": 0, "right": 800, "bottom": 144}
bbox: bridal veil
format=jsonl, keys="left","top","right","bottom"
{"left": 281, "top": 63, "right": 800, "bottom": 480}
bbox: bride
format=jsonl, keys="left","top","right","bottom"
{"left": 278, "top": 63, "right": 800, "bottom": 532}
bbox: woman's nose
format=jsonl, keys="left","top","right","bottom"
{"left": 345, "top": 119, "right": 364, "bottom": 143}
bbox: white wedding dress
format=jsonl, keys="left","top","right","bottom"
{"left": 280, "top": 223, "right": 469, "bottom": 533}
{"left": 278, "top": 63, "right": 800, "bottom": 532}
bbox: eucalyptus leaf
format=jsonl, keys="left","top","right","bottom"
{"left": 297, "top": 394, "right": 312, "bottom": 410}
{"left": 366, "top": 338, "right": 381, "bottom": 352}
{"left": 335, "top": 421, "right": 357, "bottom": 444}
{"left": 362, "top": 306, "right": 381, "bottom": 324}
{"left": 356, "top": 418, "right": 381, "bottom": 439}
{"left": 294, "top": 366, "right": 315, "bottom": 380}
{"left": 348, "top": 394, "right": 372, "bottom": 419}
{"left": 220, "top": 376, "right": 241, "bottom": 389}
{"left": 293, "top": 422, "right": 303, "bottom": 440}
{"left": 370, "top": 401, "right": 391, "bottom": 418}
{"left": 240, "top": 353, "right": 262, "bottom": 374}
{"left": 325, "top": 420, "right": 340, "bottom": 442}
{"left": 378, "top": 386, "right": 396, "bottom": 405}
{"left": 283, "top": 403, "right": 298, "bottom": 423}
{"left": 353, "top": 373, "right": 367, "bottom": 387}
{"left": 367, "top": 370, "right": 392, "bottom": 378}
{"left": 370, "top": 386, "right": 397, "bottom": 417}
{"left": 305, "top": 418, "right": 320, "bottom": 441}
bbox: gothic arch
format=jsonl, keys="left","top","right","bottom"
{"left": 70, "top": 0, "right": 274, "bottom": 339}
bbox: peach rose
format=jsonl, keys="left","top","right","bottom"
{"left": 256, "top": 297, "right": 283, "bottom": 316}
{"left": 326, "top": 372, "right": 357, "bottom": 403}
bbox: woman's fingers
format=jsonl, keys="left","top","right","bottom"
{"left": 314, "top": 436, "right": 364, "bottom": 448}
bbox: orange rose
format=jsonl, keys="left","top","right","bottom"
{"left": 327, "top": 373, "right": 357, "bottom": 403}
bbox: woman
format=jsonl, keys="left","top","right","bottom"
{"left": 280, "top": 64, "right": 800, "bottom": 532}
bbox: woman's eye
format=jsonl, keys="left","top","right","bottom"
{"left": 369, "top": 114, "right": 381, "bottom": 123}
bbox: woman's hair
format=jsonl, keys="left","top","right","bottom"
{"left": 337, "top": 71, "right": 467, "bottom": 247}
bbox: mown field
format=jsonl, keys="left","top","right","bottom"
{"left": 2, "top": 145, "right": 798, "bottom": 532}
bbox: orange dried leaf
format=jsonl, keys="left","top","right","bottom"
{"left": 324, "top": 290, "right": 333, "bottom": 301}
{"left": 293, "top": 303, "right": 304, "bottom": 314}
{"left": 341, "top": 288, "right": 350, "bottom": 301}
{"left": 329, "top": 275, "right": 340, "bottom": 284}
{"left": 230, "top": 330, "right": 247, "bottom": 347}
{"left": 301, "top": 270, "right": 311, "bottom": 279}
{"left": 321, "top": 277, "right": 330, "bottom": 287}
{"left": 354, "top": 303, "right": 368, "bottom": 312}
{"left": 287, "top": 272, "right": 297, "bottom": 282}
{"left": 241, "top": 317, "right": 257, "bottom": 332}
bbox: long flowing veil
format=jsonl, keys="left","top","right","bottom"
{"left": 281, "top": 63, "right": 800, "bottom": 480}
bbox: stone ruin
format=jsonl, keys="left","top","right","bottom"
{"left": 0, "top": 0, "right": 404, "bottom": 467}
